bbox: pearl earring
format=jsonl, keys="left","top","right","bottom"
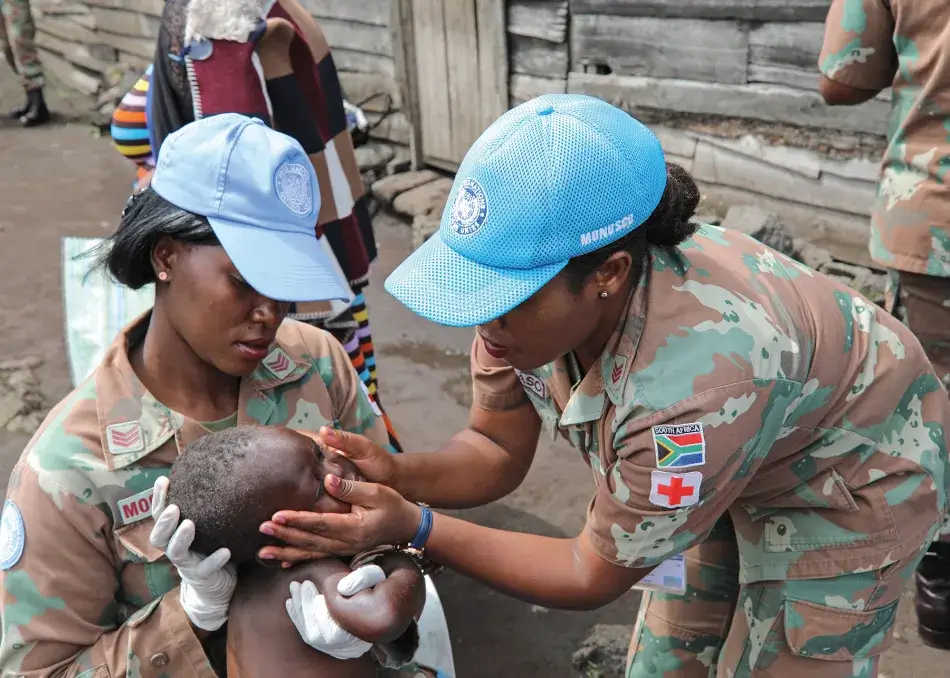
{"left": 158, "top": 271, "right": 168, "bottom": 282}
{"left": 599, "top": 291, "right": 608, "bottom": 299}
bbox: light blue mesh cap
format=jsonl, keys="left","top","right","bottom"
{"left": 385, "top": 94, "right": 668, "bottom": 327}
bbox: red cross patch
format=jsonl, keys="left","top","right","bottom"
{"left": 106, "top": 422, "right": 144, "bottom": 454}
{"left": 649, "top": 471, "right": 702, "bottom": 509}
{"left": 262, "top": 348, "right": 295, "bottom": 379}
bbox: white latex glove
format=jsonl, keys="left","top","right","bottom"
{"left": 286, "top": 564, "right": 387, "bottom": 659}
{"left": 149, "top": 476, "right": 237, "bottom": 631}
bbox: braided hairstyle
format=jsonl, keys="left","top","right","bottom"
{"left": 563, "top": 162, "right": 700, "bottom": 291}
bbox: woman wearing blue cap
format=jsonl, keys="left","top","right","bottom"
{"left": 260, "top": 95, "right": 950, "bottom": 677}
{"left": 0, "top": 113, "right": 427, "bottom": 676}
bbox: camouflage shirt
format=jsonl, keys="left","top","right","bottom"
{"left": 819, "top": 0, "right": 950, "bottom": 276}
{"left": 0, "top": 316, "right": 390, "bottom": 677}
{"left": 473, "top": 224, "right": 950, "bottom": 582}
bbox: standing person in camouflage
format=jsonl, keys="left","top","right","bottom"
{"left": 818, "top": 0, "right": 950, "bottom": 651}
{"left": 0, "top": 114, "right": 406, "bottom": 676}
{"left": 251, "top": 94, "right": 950, "bottom": 678}
{"left": 0, "top": 0, "right": 48, "bottom": 126}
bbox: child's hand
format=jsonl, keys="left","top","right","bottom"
{"left": 338, "top": 564, "right": 386, "bottom": 596}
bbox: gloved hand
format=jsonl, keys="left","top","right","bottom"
{"left": 149, "top": 476, "right": 237, "bottom": 631}
{"left": 286, "top": 564, "right": 388, "bottom": 659}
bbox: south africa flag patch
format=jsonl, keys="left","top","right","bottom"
{"left": 652, "top": 423, "right": 706, "bottom": 469}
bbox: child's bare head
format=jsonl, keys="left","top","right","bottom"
{"left": 167, "top": 425, "right": 359, "bottom": 563}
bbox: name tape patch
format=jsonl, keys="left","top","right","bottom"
{"left": 117, "top": 488, "right": 155, "bottom": 526}
{"left": 516, "top": 371, "right": 548, "bottom": 400}
{"left": 649, "top": 470, "right": 702, "bottom": 509}
{"left": 652, "top": 423, "right": 706, "bottom": 469}
{"left": 0, "top": 501, "right": 25, "bottom": 571}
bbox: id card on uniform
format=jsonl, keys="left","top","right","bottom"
{"left": 632, "top": 555, "right": 686, "bottom": 594}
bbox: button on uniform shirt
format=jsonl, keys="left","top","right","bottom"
{"left": 473, "top": 223, "right": 950, "bottom": 582}
{"left": 0, "top": 316, "right": 391, "bottom": 677}
{"left": 819, "top": 0, "right": 950, "bottom": 276}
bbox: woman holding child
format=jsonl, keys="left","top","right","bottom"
{"left": 260, "top": 94, "right": 950, "bottom": 678}
{"left": 0, "top": 114, "right": 436, "bottom": 677}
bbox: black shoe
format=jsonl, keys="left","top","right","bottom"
{"left": 18, "top": 88, "right": 49, "bottom": 127}
{"left": 8, "top": 92, "right": 29, "bottom": 119}
{"left": 917, "top": 541, "right": 950, "bottom": 650}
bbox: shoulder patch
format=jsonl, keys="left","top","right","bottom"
{"left": 0, "top": 501, "right": 25, "bottom": 571}
{"left": 262, "top": 348, "right": 295, "bottom": 380}
{"left": 358, "top": 381, "right": 383, "bottom": 418}
{"left": 649, "top": 471, "right": 702, "bottom": 509}
{"left": 652, "top": 423, "right": 706, "bottom": 469}
{"left": 515, "top": 370, "right": 548, "bottom": 400}
{"left": 106, "top": 421, "right": 144, "bottom": 454}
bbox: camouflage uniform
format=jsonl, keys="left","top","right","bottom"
{"left": 819, "top": 0, "right": 950, "bottom": 386}
{"left": 472, "top": 224, "right": 950, "bottom": 676}
{"left": 0, "top": 315, "right": 392, "bottom": 676}
{"left": 0, "top": 0, "right": 43, "bottom": 90}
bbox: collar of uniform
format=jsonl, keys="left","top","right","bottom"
{"left": 556, "top": 274, "right": 648, "bottom": 426}
{"left": 96, "top": 313, "right": 181, "bottom": 471}
{"left": 96, "top": 315, "right": 311, "bottom": 470}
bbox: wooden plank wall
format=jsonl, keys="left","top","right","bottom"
{"left": 567, "top": 0, "right": 889, "bottom": 137}
{"left": 32, "top": 0, "right": 409, "bottom": 147}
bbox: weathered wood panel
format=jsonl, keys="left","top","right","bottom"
{"left": 508, "top": 0, "right": 568, "bottom": 43}
{"left": 81, "top": 0, "right": 164, "bottom": 18}
{"left": 748, "top": 63, "right": 820, "bottom": 90}
{"left": 88, "top": 6, "right": 161, "bottom": 38}
{"left": 339, "top": 71, "right": 402, "bottom": 110}
{"left": 572, "top": 15, "right": 749, "bottom": 84}
{"left": 749, "top": 22, "right": 825, "bottom": 70}
{"left": 568, "top": 72, "right": 889, "bottom": 135}
{"left": 570, "top": 0, "right": 832, "bottom": 21}
{"left": 319, "top": 17, "right": 393, "bottom": 57}
{"left": 691, "top": 140, "right": 875, "bottom": 217}
{"left": 332, "top": 50, "right": 395, "bottom": 78}
{"left": 510, "top": 34, "right": 568, "bottom": 78}
{"left": 35, "top": 31, "right": 114, "bottom": 74}
{"left": 476, "top": 0, "right": 509, "bottom": 130}
{"left": 444, "top": 1, "right": 483, "bottom": 161}
{"left": 413, "top": 0, "right": 453, "bottom": 163}
{"left": 297, "top": 0, "right": 392, "bottom": 27}
{"left": 510, "top": 73, "right": 566, "bottom": 105}
{"left": 97, "top": 32, "right": 155, "bottom": 60}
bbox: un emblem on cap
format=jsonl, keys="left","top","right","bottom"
{"left": 275, "top": 162, "right": 313, "bottom": 215}
{"left": 450, "top": 178, "right": 488, "bottom": 237}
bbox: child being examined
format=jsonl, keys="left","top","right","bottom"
{"left": 166, "top": 425, "right": 427, "bottom": 677}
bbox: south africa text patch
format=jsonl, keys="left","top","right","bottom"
{"left": 0, "top": 501, "right": 25, "bottom": 571}
{"left": 652, "top": 423, "right": 705, "bottom": 469}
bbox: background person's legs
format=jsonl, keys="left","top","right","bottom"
{"left": 716, "top": 552, "right": 922, "bottom": 676}
{"left": 1, "top": 0, "right": 47, "bottom": 126}
{"left": 886, "top": 269, "right": 950, "bottom": 649}
{"left": 626, "top": 515, "right": 741, "bottom": 677}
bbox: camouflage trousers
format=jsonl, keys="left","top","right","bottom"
{"left": 886, "top": 269, "right": 950, "bottom": 539}
{"left": 0, "top": 0, "right": 43, "bottom": 90}
{"left": 626, "top": 515, "right": 924, "bottom": 677}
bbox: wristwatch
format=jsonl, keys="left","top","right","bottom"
{"left": 404, "top": 503, "right": 433, "bottom": 559}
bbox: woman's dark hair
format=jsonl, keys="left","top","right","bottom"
{"left": 91, "top": 188, "right": 219, "bottom": 289}
{"left": 563, "top": 162, "right": 700, "bottom": 292}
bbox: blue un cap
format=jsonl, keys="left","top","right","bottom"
{"left": 150, "top": 113, "right": 350, "bottom": 303}
{"left": 385, "top": 94, "right": 668, "bottom": 327}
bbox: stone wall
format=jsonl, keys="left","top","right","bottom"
{"left": 31, "top": 0, "right": 410, "bottom": 148}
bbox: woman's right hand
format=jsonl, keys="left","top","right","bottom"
{"left": 310, "top": 427, "right": 399, "bottom": 488}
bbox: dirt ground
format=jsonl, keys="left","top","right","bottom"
{"left": 0, "top": 70, "right": 946, "bottom": 677}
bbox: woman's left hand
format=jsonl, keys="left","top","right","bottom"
{"left": 259, "top": 475, "right": 422, "bottom": 564}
